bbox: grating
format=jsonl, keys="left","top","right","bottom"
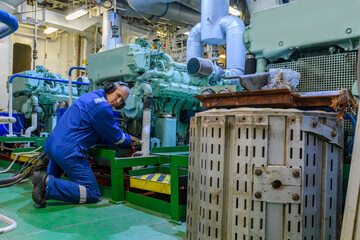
{"left": 267, "top": 52, "right": 357, "bottom": 133}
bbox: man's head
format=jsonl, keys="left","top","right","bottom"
{"left": 105, "top": 82, "right": 130, "bottom": 108}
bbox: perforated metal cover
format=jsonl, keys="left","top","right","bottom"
{"left": 187, "top": 108, "right": 343, "bottom": 240}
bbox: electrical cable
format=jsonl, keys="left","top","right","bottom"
{"left": 0, "top": 151, "right": 47, "bottom": 188}
{"left": 344, "top": 112, "right": 357, "bottom": 158}
{"left": 127, "top": 0, "right": 157, "bottom": 27}
{"left": 0, "top": 146, "right": 42, "bottom": 174}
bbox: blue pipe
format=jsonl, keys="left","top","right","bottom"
{"left": 68, "top": 66, "right": 86, "bottom": 105}
{"left": 7, "top": 74, "right": 88, "bottom": 136}
{"left": 0, "top": 10, "right": 19, "bottom": 39}
{"left": 9, "top": 74, "right": 89, "bottom": 85}
{"left": 68, "top": 66, "right": 86, "bottom": 78}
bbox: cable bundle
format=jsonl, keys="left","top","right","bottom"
{"left": 0, "top": 151, "right": 49, "bottom": 188}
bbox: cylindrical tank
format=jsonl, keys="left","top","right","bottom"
{"left": 200, "top": 0, "right": 229, "bottom": 45}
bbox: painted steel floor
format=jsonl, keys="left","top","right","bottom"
{"left": 0, "top": 169, "right": 186, "bottom": 240}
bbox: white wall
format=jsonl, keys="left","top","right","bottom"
{"left": 0, "top": 22, "right": 144, "bottom": 113}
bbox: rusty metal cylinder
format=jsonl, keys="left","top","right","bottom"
{"left": 187, "top": 57, "right": 214, "bottom": 77}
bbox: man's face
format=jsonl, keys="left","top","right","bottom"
{"left": 106, "top": 85, "right": 130, "bottom": 108}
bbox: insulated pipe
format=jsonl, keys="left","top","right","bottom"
{"left": 68, "top": 66, "right": 86, "bottom": 105}
{"left": 0, "top": 214, "right": 17, "bottom": 234}
{"left": 0, "top": 117, "right": 16, "bottom": 124}
{"left": 200, "top": 0, "right": 228, "bottom": 45}
{"left": 124, "top": 2, "right": 200, "bottom": 25}
{"left": 25, "top": 96, "right": 38, "bottom": 139}
{"left": 0, "top": 10, "right": 19, "bottom": 39}
{"left": 102, "top": 10, "right": 111, "bottom": 51}
{"left": 220, "top": 15, "right": 246, "bottom": 76}
{"left": 128, "top": 0, "right": 175, "bottom": 11}
{"left": 81, "top": 37, "right": 87, "bottom": 67}
{"left": 102, "top": 10, "right": 122, "bottom": 51}
{"left": 186, "top": 23, "right": 203, "bottom": 62}
{"left": 8, "top": 74, "right": 88, "bottom": 136}
{"left": 139, "top": 83, "right": 153, "bottom": 157}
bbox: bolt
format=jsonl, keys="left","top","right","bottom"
{"left": 272, "top": 180, "right": 282, "bottom": 189}
{"left": 312, "top": 121, "right": 318, "bottom": 128}
{"left": 254, "top": 192, "right": 262, "bottom": 199}
{"left": 255, "top": 169, "right": 262, "bottom": 176}
{"left": 292, "top": 171, "right": 300, "bottom": 178}
{"left": 346, "top": 28, "right": 352, "bottom": 34}
{"left": 292, "top": 194, "right": 300, "bottom": 201}
{"left": 331, "top": 130, "right": 337, "bottom": 137}
{"left": 279, "top": 41, "right": 284, "bottom": 46}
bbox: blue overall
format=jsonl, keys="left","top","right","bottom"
{"left": 44, "top": 89, "right": 130, "bottom": 203}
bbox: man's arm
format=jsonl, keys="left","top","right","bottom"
{"left": 91, "top": 106, "right": 131, "bottom": 147}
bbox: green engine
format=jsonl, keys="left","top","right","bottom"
{"left": 10, "top": 66, "right": 88, "bottom": 134}
{"left": 87, "top": 38, "right": 228, "bottom": 146}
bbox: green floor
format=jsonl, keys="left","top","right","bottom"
{"left": 0, "top": 169, "right": 186, "bottom": 240}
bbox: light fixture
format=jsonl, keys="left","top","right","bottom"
{"left": 219, "top": 54, "right": 226, "bottom": 59}
{"left": 183, "top": 31, "right": 190, "bottom": 35}
{"left": 229, "top": 6, "right": 241, "bottom": 16}
{"left": 65, "top": 6, "right": 88, "bottom": 21}
{"left": 44, "top": 27, "right": 58, "bottom": 34}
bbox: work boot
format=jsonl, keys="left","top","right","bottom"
{"left": 32, "top": 172, "right": 48, "bottom": 208}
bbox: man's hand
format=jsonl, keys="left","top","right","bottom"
{"left": 130, "top": 135, "right": 142, "bottom": 146}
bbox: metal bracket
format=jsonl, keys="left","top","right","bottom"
{"left": 302, "top": 116, "right": 341, "bottom": 147}
{"left": 253, "top": 166, "right": 301, "bottom": 204}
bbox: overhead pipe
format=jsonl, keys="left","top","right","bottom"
{"left": 7, "top": 74, "right": 88, "bottom": 136}
{"left": 124, "top": 1, "right": 200, "bottom": 25}
{"left": 68, "top": 66, "right": 86, "bottom": 105}
{"left": 0, "top": 10, "right": 19, "bottom": 39}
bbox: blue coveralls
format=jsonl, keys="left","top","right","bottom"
{"left": 44, "top": 89, "right": 130, "bottom": 203}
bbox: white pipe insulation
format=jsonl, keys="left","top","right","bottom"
{"left": 186, "top": 23, "right": 203, "bottom": 61}
{"left": 0, "top": 117, "right": 16, "bottom": 124}
{"left": 139, "top": 83, "right": 153, "bottom": 157}
{"left": 186, "top": 0, "right": 246, "bottom": 76}
{"left": 25, "top": 96, "right": 38, "bottom": 138}
{"left": 220, "top": 15, "right": 246, "bottom": 76}
{"left": 101, "top": 10, "right": 122, "bottom": 51}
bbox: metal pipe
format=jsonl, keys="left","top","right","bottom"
{"left": 124, "top": 2, "right": 200, "bottom": 25}
{"left": 186, "top": 23, "right": 203, "bottom": 62}
{"left": 201, "top": 0, "right": 228, "bottom": 45}
{"left": 68, "top": 66, "right": 86, "bottom": 105}
{"left": 0, "top": 10, "right": 18, "bottom": 39}
{"left": 220, "top": 15, "right": 246, "bottom": 76}
{"left": 7, "top": 74, "right": 88, "bottom": 136}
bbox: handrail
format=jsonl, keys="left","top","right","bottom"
{"left": 7, "top": 74, "right": 89, "bottom": 136}
{"left": 0, "top": 10, "right": 19, "bottom": 39}
{"left": 68, "top": 66, "right": 86, "bottom": 105}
